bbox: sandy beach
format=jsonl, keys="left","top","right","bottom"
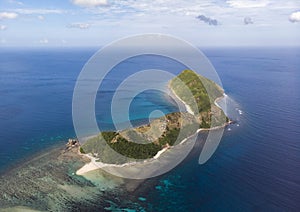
{"left": 76, "top": 143, "right": 172, "bottom": 177}
{"left": 167, "top": 83, "right": 195, "bottom": 115}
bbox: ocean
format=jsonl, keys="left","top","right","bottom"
{"left": 0, "top": 47, "right": 299, "bottom": 210}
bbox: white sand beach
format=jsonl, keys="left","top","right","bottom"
{"left": 168, "top": 84, "right": 195, "bottom": 115}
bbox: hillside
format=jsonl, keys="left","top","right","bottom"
{"left": 169, "top": 69, "right": 224, "bottom": 114}
{"left": 170, "top": 69, "right": 227, "bottom": 128}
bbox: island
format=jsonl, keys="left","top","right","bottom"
{"left": 76, "top": 70, "right": 230, "bottom": 174}
{"left": 0, "top": 70, "right": 231, "bottom": 211}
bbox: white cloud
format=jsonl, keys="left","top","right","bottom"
{"left": 37, "top": 15, "right": 45, "bottom": 20}
{"left": 226, "top": 0, "right": 269, "bottom": 8}
{"left": 1, "top": 0, "right": 299, "bottom": 47}
{"left": 289, "top": 11, "right": 300, "bottom": 23}
{"left": 68, "top": 22, "right": 91, "bottom": 29}
{"left": 90, "top": 0, "right": 223, "bottom": 20}
{"left": 8, "top": 0, "right": 23, "bottom": 5}
{"left": 13, "top": 9, "right": 64, "bottom": 15}
{"left": 0, "top": 25, "right": 7, "bottom": 30}
{"left": 0, "top": 39, "right": 6, "bottom": 44}
{"left": 39, "top": 38, "right": 49, "bottom": 44}
{"left": 0, "top": 12, "right": 18, "bottom": 20}
{"left": 72, "top": 0, "right": 108, "bottom": 7}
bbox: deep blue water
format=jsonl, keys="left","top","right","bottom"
{"left": 0, "top": 47, "right": 299, "bottom": 210}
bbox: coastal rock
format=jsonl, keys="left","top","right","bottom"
{"left": 66, "top": 139, "right": 80, "bottom": 149}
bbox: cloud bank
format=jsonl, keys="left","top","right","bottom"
{"left": 196, "top": 15, "right": 219, "bottom": 26}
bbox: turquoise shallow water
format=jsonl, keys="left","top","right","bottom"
{"left": 0, "top": 47, "right": 299, "bottom": 210}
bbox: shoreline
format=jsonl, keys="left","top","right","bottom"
{"left": 76, "top": 84, "right": 229, "bottom": 176}
{"left": 214, "top": 93, "right": 227, "bottom": 110}
{"left": 167, "top": 83, "right": 195, "bottom": 115}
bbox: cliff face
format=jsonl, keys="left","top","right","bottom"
{"left": 81, "top": 70, "right": 227, "bottom": 162}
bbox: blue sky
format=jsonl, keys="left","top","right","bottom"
{"left": 0, "top": 0, "right": 299, "bottom": 47}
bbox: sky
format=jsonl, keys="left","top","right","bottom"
{"left": 0, "top": 0, "right": 299, "bottom": 47}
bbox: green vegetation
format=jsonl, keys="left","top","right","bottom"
{"left": 81, "top": 70, "right": 228, "bottom": 163}
{"left": 170, "top": 69, "right": 227, "bottom": 128}
{"left": 108, "top": 136, "right": 161, "bottom": 159}
{"left": 102, "top": 131, "right": 118, "bottom": 142}
{"left": 81, "top": 112, "right": 198, "bottom": 160}
{"left": 158, "top": 128, "right": 180, "bottom": 146}
{"left": 79, "top": 147, "right": 85, "bottom": 154}
{"left": 200, "top": 117, "right": 210, "bottom": 128}
{"left": 170, "top": 69, "right": 223, "bottom": 113}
